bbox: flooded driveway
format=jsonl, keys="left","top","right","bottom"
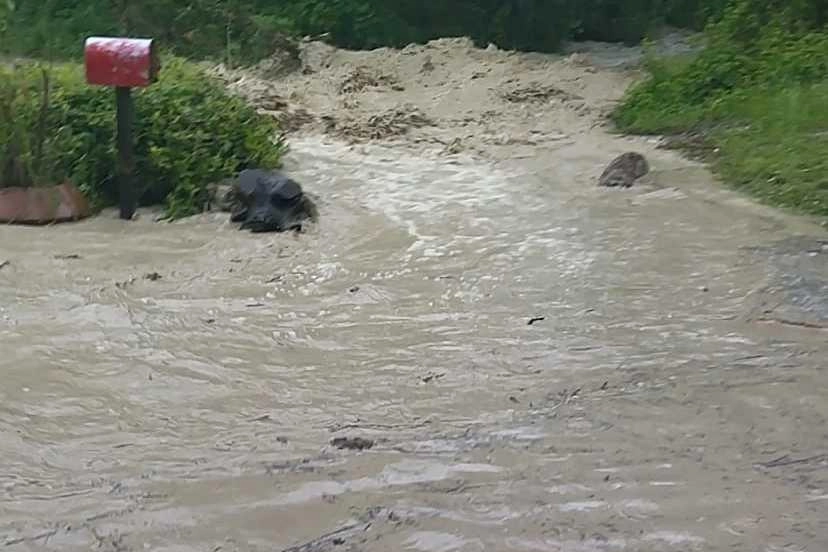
{"left": 2, "top": 37, "right": 827, "bottom": 552}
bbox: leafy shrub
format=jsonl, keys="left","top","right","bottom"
{"left": 0, "top": 64, "right": 67, "bottom": 188}
{"left": 0, "top": 57, "right": 284, "bottom": 218}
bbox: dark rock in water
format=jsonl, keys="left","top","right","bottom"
{"left": 598, "top": 152, "right": 650, "bottom": 188}
{"left": 225, "top": 169, "right": 318, "bottom": 233}
{"left": 331, "top": 436, "right": 374, "bottom": 451}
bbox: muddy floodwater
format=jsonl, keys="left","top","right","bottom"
{"left": 2, "top": 37, "right": 827, "bottom": 551}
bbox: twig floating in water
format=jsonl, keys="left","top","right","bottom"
{"left": 528, "top": 316, "right": 546, "bottom": 325}
{"left": 757, "top": 453, "right": 827, "bottom": 469}
{"left": 327, "top": 419, "right": 431, "bottom": 432}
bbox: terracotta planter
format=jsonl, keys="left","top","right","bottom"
{"left": 0, "top": 182, "right": 91, "bottom": 225}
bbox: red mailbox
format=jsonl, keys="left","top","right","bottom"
{"left": 84, "top": 37, "right": 159, "bottom": 88}
{"left": 83, "top": 36, "right": 161, "bottom": 221}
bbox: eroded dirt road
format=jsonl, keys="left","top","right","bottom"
{"left": 1, "top": 37, "right": 827, "bottom": 551}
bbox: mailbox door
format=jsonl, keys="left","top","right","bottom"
{"left": 85, "top": 37, "right": 158, "bottom": 88}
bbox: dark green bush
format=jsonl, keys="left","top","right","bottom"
{"left": 0, "top": 58, "right": 284, "bottom": 218}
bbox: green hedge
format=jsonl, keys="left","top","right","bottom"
{"left": 1, "top": 58, "right": 284, "bottom": 218}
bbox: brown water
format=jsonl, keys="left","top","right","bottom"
{"left": 2, "top": 38, "right": 827, "bottom": 552}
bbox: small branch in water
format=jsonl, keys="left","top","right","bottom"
{"left": 755, "top": 317, "right": 828, "bottom": 330}
{"left": 281, "top": 507, "right": 404, "bottom": 552}
{"left": 280, "top": 521, "right": 367, "bottom": 552}
{"left": 528, "top": 316, "right": 545, "bottom": 325}
{"left": 3, "top": 527, "right": 60, "bottom": 547}
{"left": 757, "top": 453, "right": 827, "bottom": 469}
{"left": 326, "top": 419, "right": 431, "bottom": 432}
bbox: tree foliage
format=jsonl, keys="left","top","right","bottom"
{"left": 615, "top": 0, "right": 828, "bottom": 128}
{"left": 1, "top": 0, "right": 743, "bottom": 61}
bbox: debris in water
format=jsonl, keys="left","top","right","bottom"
{"left": 54, "top": 253, "right": 81, "bottom": 259}
{"left": 421, "top": 56, "right": 435, "bottom": 73}
{"left": 331, "top": 436, "right": 374, "bottom": 451}
{"left": 757, "top": 453, "right": 827, "bottom": 469}
{"left": 443, "top": 137, "right": 463, "bottom": 155}
{"left": 528, "top": 316, "right": 546, "bottom": 325}
{"left": 115, "top": 277, "right": 136, "bottom": 289}
{"left": 144, "top": 272, "right": 162, "bottom": 281}
{"left": 500, "top": 82, "right": 580, "bottom": 104}
{"left": 0, "top": 260, "right": 9, "bottom": 270}
{"left": 421, "top": 372, "right": 445, "bottom": 383}
{"left": 328, "top": 104, "right": 433, "bottom": 141}
{"left": 349, "top": 286, "right": 360, "bottom": 293}
{"left": 339, "top": 66, "right": 399, "bottom": 94}
{"left": 90, "top": 528, "right": 127, "bottom": 552}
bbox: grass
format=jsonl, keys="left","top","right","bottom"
{"left": 614, "top": 53, "right": 828, "bottom": 220}
{"left": 712, "top": 82, "right": 828, "bottom": 216}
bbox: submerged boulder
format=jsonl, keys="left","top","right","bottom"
{"left": 212, "top": 169, "right": 317, "bottom": 233}
{"left": 598, "top": 152, "right": 650, "bottom": 188}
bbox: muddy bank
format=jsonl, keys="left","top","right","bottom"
{"left": 1, "top": 36, "right": 827, "bottom": 552}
